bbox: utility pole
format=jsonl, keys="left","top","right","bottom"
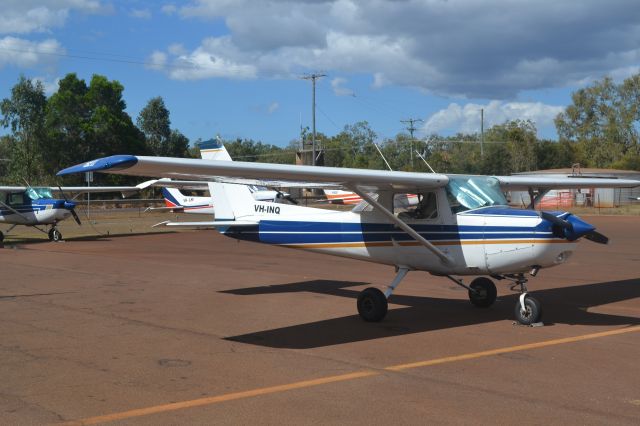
{"left": 480, "top": 108, "right": 484, "bottom": 158}
{"left": 401, "top": 118, "right": 423, "bottom": 168}
{"left": 301, "top": 73, "right": 325, "bottom": 166}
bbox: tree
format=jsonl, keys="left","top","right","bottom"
{"left": 44, "top": 73, "right": 90, "bottom": 175}
{"left": 85, "top": 75, "right": 147, "bottom": 160}
{"left": 485, "top": 120, "right": 538, "bottom": 173}
{"left": 555, "top": 75, "right": 640, "bottom": 168}
{"left": 0, "top": 76, "right": 47, "bottom": 183}
{"left": 137, "top": 97, "right": 171, "bottom": 156}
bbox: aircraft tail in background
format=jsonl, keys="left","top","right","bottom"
{"left": 161, "top": 187, "right": 214, "bottom": 214}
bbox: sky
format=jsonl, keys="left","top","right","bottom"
{"left": 1, "top": 0, "right": 640, "bottom": 147}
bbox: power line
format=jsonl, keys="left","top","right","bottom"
{"left": 301, "top": 73, "right": 326, "bottom": 166}
{"left": 401, "top": 117, "right": 423, "bottom": 167}
{"left": 0, "top": 46, "right": 204, "bottom": 72}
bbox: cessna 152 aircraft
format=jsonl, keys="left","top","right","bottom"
{"left": 0, "top": 185, "right": 141, "bottom": 242}
{"left": 58, "top": 146, "right": 640, "bottom": 325}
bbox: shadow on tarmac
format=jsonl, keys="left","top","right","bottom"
{"left": 0, "top": 231, "right": 174, "bottom": 247}
{"left": 223, "top": 278, "right": 640, "bottom": 349}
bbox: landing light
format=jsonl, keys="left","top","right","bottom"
{"left": 555, "top": 251, "right": 572, "bottom": 264}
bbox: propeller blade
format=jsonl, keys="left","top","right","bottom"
{"left": 284, "top": 195, "right": 299, "bottom": 205}
{"left": 539, "top": 211, "right": 572, "bottom": 230}
{"left": 57, "top": 185, "right": 71, "bottom": 202}
{"left": 70, "top": 208, "right": 82, "bottom": 226}
{"left": 584, "top": 230, "right": 609, "bottom": 244}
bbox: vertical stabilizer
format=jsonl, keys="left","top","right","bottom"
{"left": 198, "top": 137, "right": 233, "bottom": 161}
{"left": 198, "top": 137, "right": 254, "bottom": 220}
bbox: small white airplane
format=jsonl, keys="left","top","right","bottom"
{"left": 0, "top": 184, "right": 142, "bottom": 242}
{"left": 58, "top": 147, "right": 640, "bottom": 325}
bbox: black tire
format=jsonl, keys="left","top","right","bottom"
{"left": 51, "top": 229, "right": 62, "bottom": 242}
{"left": 468, "top": 277, "right": 497, "bottom": 308}
{"left": 0, "top": 231, "right": 4, "bottom": 242}
{"left": 357, "top": 287, "right": 388, "bottom": 322}
{"left": 48, "top": 228, "right": 55, "bottom": 241}
{"left": 514, "top": 296, "right": 542, "bottom": 325}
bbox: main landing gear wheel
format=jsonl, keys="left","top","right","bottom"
{"left": 357, "top": 287, "right": 388, "bottom": 322}
{"left": 468, "top": 277, "right": 497, "bottom": 308}
{"left": 48, "top": 228, "right": 62, "bottom": 242}
{"left": 514, "top": 295, "right": 542, "bottom": 325}
{"left": 0, "top": 231, "right": 4, "bottom": 243}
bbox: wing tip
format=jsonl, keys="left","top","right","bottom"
{"left": 57, "top": 155, "right": 139, "bottom": 176}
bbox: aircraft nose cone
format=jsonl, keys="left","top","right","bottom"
{"left": 63, "top": 201, "right": 76, "bottom": 210}
{"left": 564, "top": 214, "right": 596, "bottom": 241}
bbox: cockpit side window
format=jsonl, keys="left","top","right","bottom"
{"left": 8, "top": 192, "right": 26, "bottom": 206}
{"left": 394, "top": 192, "right": 438, "bottom": 220}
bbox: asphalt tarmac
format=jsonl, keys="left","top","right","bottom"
{"left": 1, "top": 215, "right": 638, "bottom": 425}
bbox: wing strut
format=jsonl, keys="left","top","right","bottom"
{"left": 0, "top": 200, "right": 29, "bottom": 220}
{"left": 527, "top": 188, "right": 550, "bottom": 210}
{"left": 350, "top": 186, "right": 453, "bottom": 265}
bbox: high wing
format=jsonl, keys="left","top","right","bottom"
{"left": 57, "top": 155, "right": 640, "bottom": 192}
{"left": 57, "top": 155, "right": 450, "bottom": 192}
{"left": 495, "top": 176, "right": 640, "bottom": 190}
{"left": 136, "top": 178, "right": 337, "bottom": 190}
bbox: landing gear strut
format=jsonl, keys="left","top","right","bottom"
{"left": 357, "top": 267, "right": 408, "bottom": 322}
{"left": 500, "top": 273, "right": 542, "bottom": 326}
{"left": 446, "top": 275, "right": 497, "bottom": 308}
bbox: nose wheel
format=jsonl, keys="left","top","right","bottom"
{"left": 515, "top": 294, "right": 542, "bottom": 325}
{"left": 48, "top": 227, "right": 63, "bottom": 242}
{"left": 503, "top": 273, "right": 543, "bottom": 325}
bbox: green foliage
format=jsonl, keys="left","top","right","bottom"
{"left": 224, "top": 138, "right": 296, "bottom": 164}
{"left": 137, "top": 96, "right": 171, "bottom": 156}
{"left": 555, "top": 74, "right": 640, "bottom": 168}
{"left": 0, "top": 76, "right": 47, "bottom": 183}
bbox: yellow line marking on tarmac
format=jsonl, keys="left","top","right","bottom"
{"left": 61, "top": 325, "right": 640, "bottom": 425}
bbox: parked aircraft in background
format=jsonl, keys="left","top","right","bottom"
{"left": 143, "top": 139, "right": 293, "bottom": 214}
{"left": 0, "top": 185, "right": 141, "bottom": 242}
{"left": 58, "top": 149, "right": 640, "bottom": 326}
{"left": 155, "top": 185, "right": 288, "bottom": 215}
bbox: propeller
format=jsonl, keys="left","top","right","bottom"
{"left": 57, "top": 185, "right": 82, "bottom": 226}
{"left": 539, "top": 211, "right": 608, "bottom": 244}
{"left": 276, "top": 191, "right": 299, "bottom": 205}
{"left": 584, "top": 230, "right": 609, "bottom": 244}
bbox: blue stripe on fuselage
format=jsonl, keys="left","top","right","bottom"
{"left": 215, "top": 219, "right": 554, "bottom": 245}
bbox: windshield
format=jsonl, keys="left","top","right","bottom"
{"left": 25, "top": 187, "right": 54, "bottom": 200}
{"left": 445, "top": 176, "right": 507, "bottom": 212}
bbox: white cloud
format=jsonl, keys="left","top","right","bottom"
{"left": 152, "top": 36, "right": 257, "bottom": 80}
{"left": 32, "top": 76, "right": 60, "bottom": 95}
{"left": 0, "top": 1, "right": 105, "bottom": 34}
{"left": 161, "top": 4, "right": 177, "bottom": 15}
{"left": 167, "top": 43, "right": 187, "bottom": 56}
{"left": 424, "top": 101, "right": 565, "bottom": 136}
{"left": 331, "top": 77, "right": 354, "bottom": 96}
{"left": 146, "top": 50, "right": 167, "bottom": 70}
{"left": 130, "top": 8, "right": 151, "bottom": 19}
{"left": 267, "top": 102, "right": 279, "bottom": 114}
{"left": 0, "top": 37, "right": 64, "bottom": 68}
{"left": 159, "top": 0, "right": 640, "bottom": 98}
